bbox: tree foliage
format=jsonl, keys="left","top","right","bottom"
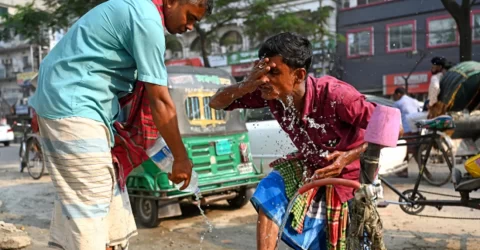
{"left": 1, "top": 0, "right": 338, "bottom": 71}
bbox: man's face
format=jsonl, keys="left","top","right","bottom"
{"left": 431, "top": 64, "right": 443, "bottom": 74}
{"left": 164, "top": 0, "right": 206, "bottom": 34}
{"left": 259, "top": 56, "right": 300, "bottom": 100}
{"left": 393, "top": 93, "right": 401, "bottom": 101}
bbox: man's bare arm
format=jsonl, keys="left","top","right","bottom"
{"left": 144, "top": 82, "right": 192, "bottom": 190}
{"left": 209, "top": 58, "right": 275, "bottom": 110}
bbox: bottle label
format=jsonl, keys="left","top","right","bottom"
{"left": 151, "top": 146, "right": 172, "bottom": 163}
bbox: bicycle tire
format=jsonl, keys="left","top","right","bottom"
{"left": 416, "top": 136, "right": 453, "bottom": 186}
{"left": 26, "top": 137, "right": 45, "bottom": 180}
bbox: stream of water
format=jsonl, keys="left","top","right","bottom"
{"left": 194, "top": 191, "right": 214, "bottom": 246}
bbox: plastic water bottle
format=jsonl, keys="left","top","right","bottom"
{"left": 146, "top": 137, "right": 199, "bottom": 194}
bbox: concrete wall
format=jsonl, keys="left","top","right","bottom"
{"left": 336, "top": 0, "right": 480, "bottom": 94}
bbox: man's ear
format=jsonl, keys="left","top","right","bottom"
{"left": 165, "top": 0, "right": 176, "bottom": 8}
{"left": 294, "top": 68, "right": 307, "bottom": 83}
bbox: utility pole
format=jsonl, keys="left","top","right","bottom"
{"left": 403, "top": 50, "right": 428, "bottom": 94}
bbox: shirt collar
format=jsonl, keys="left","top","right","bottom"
{"left": 152, "top": 0, "right": 165, "bottom": 25}
{"left": 301, "top": 76, "right": 315, "bottom": 124}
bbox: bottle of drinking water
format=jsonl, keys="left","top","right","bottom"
{"left": 146, "top": 137, "right": 199, "bottom": 194}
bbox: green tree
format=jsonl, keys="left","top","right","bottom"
{"left": 192, "top": 0, "right": 279, "bottom": 67}
{"left": 244, "top": 1, "right": 340, "bottom": 75}
{"left": 0, "top": 3, "right": 52, "bottom": 47}
{"left": 441, "top": 0, "right": 477, "bottom": 62}
{"left": 0, "top": 0, "right": 107, "bottom": 47}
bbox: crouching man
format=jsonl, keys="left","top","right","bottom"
{"left": 209, "top": 32, "right": 377, "bottom": 250}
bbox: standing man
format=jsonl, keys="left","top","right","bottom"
{"left": 427, "top": 57, "right": 448, "bottom": 110}
{"left": 406, "top": 57, "right": 451, "bottom": 131}
{"left": 29, "top": 0, "right": 213, "bottom": 249}
{"left": 209, "top": 33, "right": 399, "bottom": 250}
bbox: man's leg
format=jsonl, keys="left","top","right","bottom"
{"left": 38, "top": 116, "right": 136, "bottom": 250}
{"left": 257, "top": 209, "right": 279, "bottom": 250}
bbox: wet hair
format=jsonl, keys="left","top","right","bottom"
{"left": 394, "top": 87, "right": 406, "bottom": 95}
{"left": 184, "top": 0, "right": 214, "bottom": 16}
{"left": 431, "top": 56, "right": 446, "bottom": 67}
{"left": 258, "top": 32, "right": 313, "bottom": 71}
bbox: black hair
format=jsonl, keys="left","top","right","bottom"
{"left": 258, "top": 32, "right": 313, "bottom": 72}
{"left": 185, "top": 0, "right": 214, "bottom": 16}
{"left": 203, "top": 0, "right": 214, "bottom": 16}
{"left": 431, "top": 56, "right": 446, "bottom": 67}
{"left": 394, "top": 87, "right": 406, "bottom": 95}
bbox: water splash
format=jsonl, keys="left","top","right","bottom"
{"left": 194, "top": 192, "right": 213, "bottom": 246}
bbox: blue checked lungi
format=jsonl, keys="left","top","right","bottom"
{"left": 251, "top": 170, "right": 328, "bottom": 250}
{"left": 37, "top": 116, "right": 137, "bottom": 250}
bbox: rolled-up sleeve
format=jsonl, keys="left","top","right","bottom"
{"left": 124, "top": 19, "right": 167, "bottom": 86}
{"left": 224, "top": 90, "right": 269, "bottom": 111}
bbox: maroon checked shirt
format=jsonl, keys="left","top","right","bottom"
{"left": 225, "top": 75, "right": 376, "bottom": 202}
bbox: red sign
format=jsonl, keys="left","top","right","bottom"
{"left": 231, "top": 63, "right": 253, "bottom": 77}
{"left": 383, "top": 71, "right": 432, "bottom": 95}
{"left": 165, "top": 57, "right": 203, "bottom": 67}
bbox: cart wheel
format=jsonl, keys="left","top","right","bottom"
{"left": 134, "top": 197, "right": 160, "bottom": 228}
{"left": 26, "top": 138, "right": 45, "bottom": 180}
{"left": 227, "top": 187, "right": 254, "bottom": 208}
{"left": 416, "top": 137, "right": 453, "bottom": 187}
{"left": 399, "top": 189, "right": 426, "bottom": 215}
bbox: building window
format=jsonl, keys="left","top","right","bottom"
{"left": 427, "top": 15, "right": 458, "bottom": 48}
{"left": 346, "top": 27, "right": 374, "bottom": 58}
{"left": 386, "top": 20, "right": 416, "bottom": 53}
{"left": 471, "top": 10, "right": 480, "bottom": 42}
{"left": 341, "top": 0, "right": 389, "bottom": 9}
{"left": 185, "top": 97, "right": 201, "bottom": 120}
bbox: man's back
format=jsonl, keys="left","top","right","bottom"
{"left": 29, "top": 0, "right": 166, "bottom": 141}
{"left": 395, "top": 95, "right": 419, "bottom": 133}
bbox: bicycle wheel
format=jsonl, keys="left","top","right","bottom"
{"left": 416, "top": 135, "right": 454, "bottom": 186}
{"left": 26, "top": 137, "right": 45, "bottom": 180}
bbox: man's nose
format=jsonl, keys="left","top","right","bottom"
{"left": 186, "top": 24, "right": 194, "bottom": 31}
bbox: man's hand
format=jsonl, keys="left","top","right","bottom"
{"left": 209, "top": 58, "right": 275, "bottom": 110}
{"left": 241, "top": 58, "right": 276, "bottom": 93}
{"left": 144, "top": 82, "right": 192, "bottom": 190}
{"left": 169, "top": 158, "right": 193, "bottom": 190}
{"left": 312, "top": 151, "right": 347, "bottom": 180}
{"left": 312, "top": 143, "right": 369, "bottom": 180}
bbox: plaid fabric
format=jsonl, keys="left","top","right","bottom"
{"left": 112, "top": 81, "right": 160, "bottom": 189}
{"left": 326, "top": 186, "right": 348, "bottom": 250}
{"left": 152, "top": 0, "right": 165, "bottom": 25}
{"left": 112, "top": 0, "right": 164, "bottom": 189}
{"left": 272, "top": 157, "right": 315, "bottom": 234}
{"left": 272, "top": 156, "right": 348, "bottom": 249}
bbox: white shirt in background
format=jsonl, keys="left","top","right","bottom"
{"left": 428, "top": 72, "right": 443, "bottom": 107}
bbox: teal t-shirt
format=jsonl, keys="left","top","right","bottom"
{"left": 29, "top": 0, "right": 167, "bottom": 143}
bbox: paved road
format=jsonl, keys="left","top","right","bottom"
{"left": 1, "top": 144, "right": 479, "bottom": 249}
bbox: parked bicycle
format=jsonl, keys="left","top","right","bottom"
{"left": 18, "top": 120, "right": 45, "bottom": 179}
{"left": 378, "top": 116, "right": 480, "bottom": 216}
{"left": 397, "top": 115, "right": 455, "bottom": 186}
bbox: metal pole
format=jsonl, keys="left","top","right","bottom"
{"left": 38, "top": 45, "right": 42, "bottom": 69}
{"left": 30, "top": 45, "right": 34, "bottom": 70}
